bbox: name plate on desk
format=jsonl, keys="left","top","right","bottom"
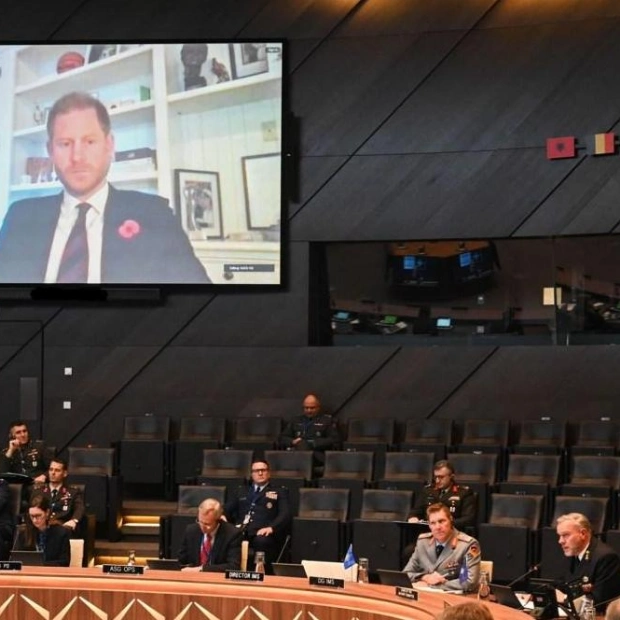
{"left": 226, "top": 570, "right": 265, "bottom": 582}
{"left": 102, "top": 564, "right": 144, "bottom": 575}
{"left": 396, "top": 587, "right": 419, "bottom": 601}
{"left": 0, "top": 562, "right": 21, "bottom": 571}
{"left": 309, "top": 576, "right": 344, "bottom": 589}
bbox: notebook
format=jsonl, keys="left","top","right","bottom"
{"left": 272, "top": 563, "right": 307, "bottom": 578}
{"left": 146, "top": 558, "right": 182, "bottom": 571}
{"left": 376, "top": 569, "right": 414, "bottom": 588}
{"left": 9, "top": 550, "right": 45, "bottom": 566}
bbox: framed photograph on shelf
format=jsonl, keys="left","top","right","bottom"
{"left": 229, "top": 43, "right": 268, "bottom": 79}
{"left": 242, "top": 153, "right": 281, "bottom": 230}
{"left": 175, "top": 169, "right": 223, "bottom": 239}
{"left": 86, "top": 44, "right": 118, "bottom": 64}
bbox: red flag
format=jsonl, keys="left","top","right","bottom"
{"left": 546, "top": 136, "right": 576, "bottom": 160}
{"left": 593, "top": 132, "right": 615, "bottom": 155}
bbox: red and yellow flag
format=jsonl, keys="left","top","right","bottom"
{"left": 593, "top": 132, "right": 615, "bottom": 155}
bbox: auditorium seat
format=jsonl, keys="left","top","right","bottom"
{"left": 67, "top": 446, "right": 122, "bottom": 542}
{"left": 454, "top": 419, "right": 509, "bottom": 478}
{"left": 513, "top": 420, "right": 567, "bottom": 455}
{"left": 571, "top": 420, "right": 619, "bottom": 456}
{"left": 399, "top": 418, "right": 453, "bottom": 462}
{"left": 318, "top": 451, "right": 374, "bottom": 520}
{"left": 377, "top": 451, "right": 434, "bottom": 500}
{"left": 264, "top": 449, "right": 313, "bottom": 516}
{"left": 499, "top": 453, "right": 561, "bottom": 524}
{"left": 352, "top": 489, "right": 414, "bottom": 571}
{"left": 229, "top": 416, "right": 283, "bottom": 458}
{"left": 478, "top": 493, "right": 544, "bottom": 583}
{"left": 172, "top": 416, "right": 227, "bottom": 485}
{"left": 196, "top": 449, "right": 252, "bottom": 498}
{"left": 117, "top": 415, "right": 171, "bottom": 494}
{"left": 291, "top": 488, "right": 350, "bottom": 563}
{"left": 539, "top": 496, "right": 609, "bottom": 580}
{"left": 343, "top": 418, "right": 396, "bottom": 479}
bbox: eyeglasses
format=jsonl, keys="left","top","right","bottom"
{"left": 196, "top": 519, "right": 212, "bottom": 527}
{"left": 29, "top": 513, "right": 46, "bottom": 520}
{"left": 251, "top": 468, "right": 268, "bottom": 473}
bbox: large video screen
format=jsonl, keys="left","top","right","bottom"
{"left": 0, "top": 41, "right": 285, "bottom": 286}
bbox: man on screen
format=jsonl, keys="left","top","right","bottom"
{"left": 0, "top": 91, "right": 210, "bottom": 284}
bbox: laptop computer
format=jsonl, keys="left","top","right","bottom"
{"left": 376, "top": 569, "right": 413, "bottom": 588}
{"left": 490, "top": 584, "right": 526, "bottom": 610}
{"left": 272, "top": 563, "right": 307, "bottom": 578}
{"left": 9, "top": 550, "right": 45, "bottom": 566}
{"left": 146, "top": 558, "right": 182, "bottom": 571}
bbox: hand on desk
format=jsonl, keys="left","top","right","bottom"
{"left": 181, "top": 566, "right": 202, "bottom": 572}
{"left": 420, "top": 572, "right": 447, "bottom": 586}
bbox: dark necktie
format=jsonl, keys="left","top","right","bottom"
{"left": 57, "top": 203, "right": 91, "bottom": 283}
{"left": 51, "top": 489, "right": 58, "bottom": 502}
{"left": 200, "top": 533, "right": 212, "bottom": 565}
{"left": 436, "top": 544, "right": 444, "bottom": 558}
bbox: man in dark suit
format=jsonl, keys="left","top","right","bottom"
{"left": 556, "top": 512, "right": 620, "bottom": 608}
{"left": 0, "top": 91, "right": 210, "bottom": 285}
{"left": 178, "top": 498, "right": 242, "bottom": 572}
{"left": 224, "top": 459, "right": 291, "bottom": 569}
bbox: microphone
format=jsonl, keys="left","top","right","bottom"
{"left": 275, "top": 534, "right": 291, "bottom": 563}
{"left": 507, "top": 563, "right": 541, "bottom": 588}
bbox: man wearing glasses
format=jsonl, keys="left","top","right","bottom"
{"left": 224, "top": 460, "right": 291, "bottom": 571}
{"left": 408, "top": 460, "right": 476, "bottom": 530}
{"left": 178, "top": 498, "right": 242, "bottom": 572}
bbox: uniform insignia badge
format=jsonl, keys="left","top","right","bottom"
{"left": 468, "top": 544, "right": 480, "bottom": 558}
{"left": 266, "top": 502, "right": 273, "bottom": 509}
{"left": 265, "top": 491, "right": 277, "bottom": 499}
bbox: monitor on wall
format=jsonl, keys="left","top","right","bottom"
{"left": 0, "top": 40, "right": 285, "bottom": 290}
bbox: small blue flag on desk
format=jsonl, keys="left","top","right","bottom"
{"left": 459, "top": 558, "right": 468, "bottom": 585}
{"left": 343, "top": 544, "right": 356, "bottom": 569}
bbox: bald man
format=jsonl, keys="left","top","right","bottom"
{"left": 178, "top": 498, "right": 242, "bottom": 572}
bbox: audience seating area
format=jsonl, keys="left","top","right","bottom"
{"left": 58, "top": 415, "right": 620, "bottom": 581}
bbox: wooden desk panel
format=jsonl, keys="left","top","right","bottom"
{"left": 0, "top": 567, "right": 528, "bottom": 620}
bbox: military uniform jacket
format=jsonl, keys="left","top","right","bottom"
{"left": 32, "top": 484, "right": 85, "bottom": 524}
{"left": 224, "top": 483, "right": 291, "bottom": 537}
{"left": 0, "top": 443, "right": 47, "bottom": 479}
{"left": 279, "top": 414, "right": 340, "bottom": 451}
{"left": 404, "top": 529, "right": 481, "bottom": 592}
{"left": 410, "top": 483, "right": 477, "bottom": 530}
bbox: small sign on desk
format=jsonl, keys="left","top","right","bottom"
{"left": 0, "top": 562, "right": 21, "bottom": 571}
{"left": 102, "top": 564, "right": 144, "bottom": 575}
{"left": 396, "top": 586, "right": 419, "bottom": 601}
{"left": 309, "top": 576, "right": 345, "bottom": 589}
{"left": 226, "top": 570, "right": 265, "bottom": 582}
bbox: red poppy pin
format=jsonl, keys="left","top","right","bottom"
{"left": 118, "top": 219, "right": 141, "bottom": 239}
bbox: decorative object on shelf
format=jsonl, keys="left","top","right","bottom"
{"left": 181, "top": 43, "right": 208, "bottom": 91}
{"left": 25, "top": 156, "right": 54, "bottom": 183}
{"left": 242, "top": 153, "right": 281, "bottom": 230}
{"left": 109, "top": 147, "right": 157, "bottom": 177}
{"left": 33, "top": 104, "right": 45, "bottom": 126}
{"left": 175, "top": 169, "right": 223, "bottom": 239}
{"left": 211, "top": 57, "right": 230, "bottom": 83}
{"left": 139, "top": 86, "right": 151, "bottom": 101}
{"left": 229, "top": 43, "right": 268, "bottom": 80}
{"left": 87, "top": 44, "right": 117, "bottom": 64}
{"left": 56, "top": 51, "right": 85, "bottom": 74}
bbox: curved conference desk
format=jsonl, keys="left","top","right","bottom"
{"left": 0, "top": 567, "right": 529, "bottom": 620}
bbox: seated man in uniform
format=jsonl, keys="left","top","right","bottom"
{"left": 555, "top": 512, "right": 620, "bottom": 608}
{"left": 403, "top": 502, "right": 481, "bottom": 593}
{"left": 224, "top": 459, "right": 291, "bottom": 570}
{"left": 178, "top": 498, "right": 242, "bottom": 572}
{"left": 402, "top": 459, "right": 477, "bottom": 565}
{"left": 1, "top": 420, "right": 48, "bottom": 482}
{"left": 31, "top": 457, "right": 84, "bottom": 536}
{"left": 279, "top": 394, "right": 340, "bottom": 470}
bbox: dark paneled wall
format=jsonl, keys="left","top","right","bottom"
{"left": 1, "top": 0, "right": 620, "bottom": 451}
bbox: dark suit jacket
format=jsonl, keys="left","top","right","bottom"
{"left": 225, "top": 483, "right": 291, "bottom": 537}
{"left": 15, "top": 523, "right": 70, "bottom": 566}
{"left": 177, "top": 520, "right": 242, "bottom": 572}
{"left": 0, "top": 185, "right": 210, "bottom": 284}
{"left": 560, "top": 537, "right": 620, "bottom": 606}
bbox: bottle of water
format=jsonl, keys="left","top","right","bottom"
{"left": 358, "top": 557, "right": 369, "bottom": 584}
{"left": 579, "top": 578, "right": 595, "bottom": 620}
{"left": 477, "top": 570, "right": 490, "bottom": 600}
{"left": 254, "top": 551, "right": 266, "bottom": 574}
{"left": 127, "top": 549, "right": 136, "bottom": 566}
